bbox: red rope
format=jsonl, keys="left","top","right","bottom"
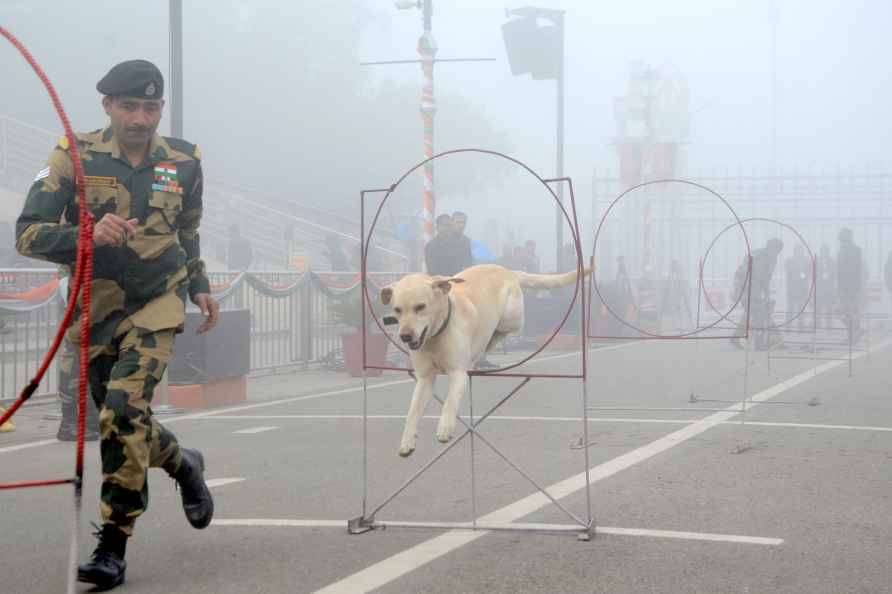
{"left": 0, "top": 27, "right": 94, "bottom": 489}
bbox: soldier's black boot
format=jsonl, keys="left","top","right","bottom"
{"left": 78, "top": 524, "right": 127, "bottom": 590}
{"left": 170, "top": 448, "right": 214, "bottom": 529}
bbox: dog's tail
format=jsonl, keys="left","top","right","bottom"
{"left": 515, "top": 268, "right": 590, "bottom": 290}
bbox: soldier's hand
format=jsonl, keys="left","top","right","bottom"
{"left": 193, "top": 293, "right": 220, "bottom": 334}
{"left": 93, "top": 214, "right": 138, "bottom": 247}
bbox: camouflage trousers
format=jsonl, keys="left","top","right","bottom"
{"left": 86, "top": 326, "right": 182, "bottom": 536}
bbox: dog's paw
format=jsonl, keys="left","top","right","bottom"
{"left": 399, "top": 436, "right": 416, "bottom": 457}
{"left": 436, "top": 417, "right": 455, "bottom": 443}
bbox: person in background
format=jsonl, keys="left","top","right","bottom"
{"left": 837, "top": 228, "right": 864, "bottom": 343}
{"left": 450, "top": 211, "right": 474, "bottom": 271}
{"left": 524, "top": 240, "right": 541, "bottom": 273}
{"left": 425, "top": 213, "right": 468, "bottom": 276}
{"left": 227, "top": 223, "right": 254, "bottom": 271}
{"left": 815, "top": 244, "right": 836, "bottom": 329}
{"left": 731, "top": 238, "right": 784, "bottom": 349}
{"left": 323, "top": 234, "right": 350, "bottom": 271}
{"left": 784, "top": 244, "right": 810, "bottom": 330}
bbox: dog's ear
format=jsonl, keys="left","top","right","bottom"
{"left": 431, "top": 277, "right": 465, "bottom": 294}
{"left": 380, "top": 286, "right": 393, "bottom": 305}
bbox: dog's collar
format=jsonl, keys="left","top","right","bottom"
{"left": 429, "top": 297, "right": 453, "bottom": 340}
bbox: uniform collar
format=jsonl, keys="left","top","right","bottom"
{"left": 89, "top": 127, "right": 181, "bottom": 165}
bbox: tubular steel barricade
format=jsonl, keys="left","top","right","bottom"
{"left": 586, "top": 179, "right": 765, "bottom": 424}
{"left": 0, "top": 27, "right": 96, "bottom": 594}
{"left": 350, "top": 149, "right": 594, "bottom": 540}
{"left": 0, "top": 269, "right": 410, "bottom": 394}
{"left": 690, "top": 218, "right": 822, "bottom": 411}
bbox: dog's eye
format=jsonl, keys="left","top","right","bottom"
{"left": 414, "top": 304, "right": 426, "bottom": 313}
{"left": 393, "top": 307, "right": 402, "bottom": 315}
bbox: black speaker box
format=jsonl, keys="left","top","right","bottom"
{"left": 168, "top": 308, "right": 251, "bottom": 384}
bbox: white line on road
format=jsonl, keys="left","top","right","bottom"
{"left": 232, "top": 426, "right": 280, "bottom": 435}
{"left": 202, "top": 414, "right": 697, "bottom": 425}
{"left": 309, "top": 339, "right": 888, "bottom": 594}
{"left": 200, "top": 415, "right": 892, "bottom": 434}
{"left": 165, "top": 341, "right": 641, "bottom": 425}
{"left": 0, "top": 439, "right": 58, "bottom": 455}
{"left": 0, "top": 342, "right": 641, "bottom": 456}
{"left": 206, "top": 478, "right": 246, "bottom": 489}
{"left": 211, "top": 518, "right": 782, "bottom": 546}
{"left": 722, "top": 420, "right": 892, "bottom": 432}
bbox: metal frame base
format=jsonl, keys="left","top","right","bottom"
{"left": 348, "top": 517, "right": 595, "bottom": 541}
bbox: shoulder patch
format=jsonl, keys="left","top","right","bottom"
{"left": 163, "top": 136, "right": 199, "bottom": 161}
{"left": 193, "top": 144, "right": 201, "bottom": 160}
{"left": 57, "top": 135, "right": 69, "bottom": 150}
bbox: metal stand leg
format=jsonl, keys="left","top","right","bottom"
{"left": 468, "top": 375, "right": 477, "bottom": 530}
{"left": 349, "top": 375, "right": 592, "bottom": 539}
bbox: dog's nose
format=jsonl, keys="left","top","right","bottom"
{"left": 399, "top": 333, "right": 413, "bottom": 344}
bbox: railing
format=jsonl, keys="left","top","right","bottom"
{"left": 0, "top": 268, "right": 403, "bottom": 400}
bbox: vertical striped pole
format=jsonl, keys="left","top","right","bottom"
{"left": 418, "top": 29, "right": 438, "bottom": 257}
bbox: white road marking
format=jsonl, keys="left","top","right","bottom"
{"left": 309, "top": 340, "right": 887, "bottom": 594}
{"left": 211, "top": 518, "right": 782, "bottom": 546}
{"left": 593, "top": 526, "right": 783, "bottom": 546}
{"left": 202, "top": 414, "right": 696, "bottom": 425}
{"left": 165, "top": 341, "right": 640, "bottom": 425}
{"left": 213, "top": 519, "right": 345, "bottom": 528}
{"left": 0, "top": 439, "right": 58, "bottom": 455}
{"left": 232, "top": 426, "right": 280, "bottom": 435}
{"left": 723, "top": 420, "right": 892, "bottom": 432}
{"left": 0, "top": 342, "right": 641, "bottom": 456}
{"left": 206, "top": 478, "right": 246, "bottom": 489}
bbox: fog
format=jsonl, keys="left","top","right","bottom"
{"left": 2, "top": 0, "right": 890, "bottom": 272}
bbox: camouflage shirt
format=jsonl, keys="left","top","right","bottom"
{"left": 15, "top": 127, "right": 210, "bottom": 346}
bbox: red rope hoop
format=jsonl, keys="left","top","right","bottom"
{"left": 0, "top": 27, "right": 95, "bottom": 490}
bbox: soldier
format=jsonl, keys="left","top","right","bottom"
{"left": 731, "top": 238, "right": 784, "bottom": 349}
{"left": 15, "top": 60, "right": 219, "bottom": 590}
{"left": 784, "top": 244, "right": 811, "bottom": 330}
{"left": 837, "top": 228, "right": 864, "bottom": 343}
{"left": 816, "top": 244, "right": 836, "bottom": 329}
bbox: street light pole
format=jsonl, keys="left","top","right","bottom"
{"left": 169, "top": 0, "right": 183, "bottom": 138}
{"left": 503, "top": 6, "right": 566, "bottom": 272}
{"left": 555, "top": 11, "right": 565, "bottom": 272}
{"left": 418, "top": 0, "right": 437, "bottom": 246}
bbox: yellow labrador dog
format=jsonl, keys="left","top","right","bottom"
{"left": 380, "top": 264, "right": 586, "bottom": 457}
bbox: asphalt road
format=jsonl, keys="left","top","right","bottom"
{"left": 2, "top": 331, "right": 891, "bottom": 594}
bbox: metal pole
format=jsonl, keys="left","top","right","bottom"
{"left": 419, "top": 0, "right": 437, "bottom": 261}
{"left": 555, "top": 12, "right": 565, "bottom": 272}
{"left": 169, "top": 0, "right": 183, "bottom": 138}
{"left": 152, "top": 0, "right": 184, "bottom": 416}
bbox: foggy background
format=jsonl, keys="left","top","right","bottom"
{"left": 1, "top": 0, "right": 890, "bottom": 272}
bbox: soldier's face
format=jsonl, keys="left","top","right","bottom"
{"left": 103, "top": 96, "right": 164, "bottom": 149}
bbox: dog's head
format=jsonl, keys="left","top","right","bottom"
{"left": 380, "top": 275, "right": 464, "bottom": 351}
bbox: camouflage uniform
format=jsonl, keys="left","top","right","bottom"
{"left": 16, "top": 127, "right": 209, "bottom": 535}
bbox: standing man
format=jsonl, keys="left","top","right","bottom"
{"left": 784, "top": 244, "right": 810, "bottom": 330}
{"left": 816, "top": 244, "right": 836, "bottom": 329}
{"left": 226, "top": 223, "right": 254, "bottom": 271}
{"left": 425, "top": 213, "right": 470, "bottom": 276}
{"left": 450, "top": 210, "right": 474, "bottom": 272}
{"left": 16, "top": 60, "right": 218, "bottom": 590}
{"left": 731, "top": 238, "right": 784, "bottom": 349}
{"left": 837, "top": 228, "right": 864, "bottom": 343}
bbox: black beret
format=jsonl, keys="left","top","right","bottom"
{"left": 96, "top": 59, "right": 164, "bottom": 99}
